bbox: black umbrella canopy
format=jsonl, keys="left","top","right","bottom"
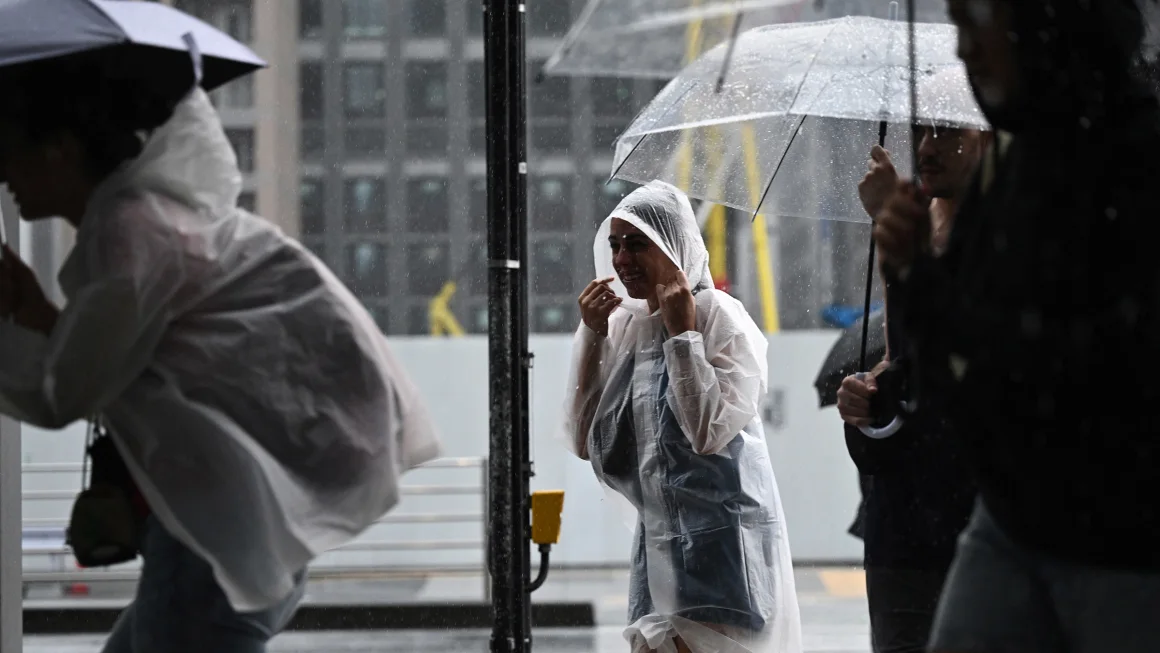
{"left": 0, "top": 0, "right": 265, "bottom": 91}
{"left": 815, "top": 309, "right": 887, "bottom": 408}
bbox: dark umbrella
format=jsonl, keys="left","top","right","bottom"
{"left": 0, "top": 0, "right": 265, "bottom": 91}
{"left": 814, "top": 309, "right": 887, "bottom": 407}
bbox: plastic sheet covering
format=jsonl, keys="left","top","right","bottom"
{"left": 610, "top": 17, "right": 987, "bottom": 223}
{"left": 0, "top": 90, "right": 441, "bottom": 611}
{"left": 563, "top": 181, "right": 802, "bottom": 652}
{"left": 544, "top": 0, "right": 950, "bottom": 80}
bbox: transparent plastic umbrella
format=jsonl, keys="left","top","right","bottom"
{"left": 542, "top": 0, "right": 950, "bottom": 80}
{"left": 609, "top": 16, "right": 988, "bottom": 224}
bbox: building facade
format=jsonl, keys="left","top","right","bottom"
{"left": 172, "top": 0, "right": 871, "bottom": 336}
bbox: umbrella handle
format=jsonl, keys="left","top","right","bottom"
{"left": 854, "top": 372, "right": 907, "bottom": 439}
{"left": 858, "top": 416, "right": 904, "bottom": 440}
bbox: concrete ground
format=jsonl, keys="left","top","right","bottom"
{"left": 23, "top": 566, "right": 872, "bottom": 652}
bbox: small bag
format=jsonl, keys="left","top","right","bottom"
{"left": 66, "top": 419, "right": 143, "bottom": 568}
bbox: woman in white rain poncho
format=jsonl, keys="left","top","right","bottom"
{"left": 0, "top": 60, "right": 439, "bottom": 651}
{"left": 564, "top": 181, "right": 801, "bottom": 653}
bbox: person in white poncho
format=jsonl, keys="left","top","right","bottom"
{"left": 0, "top": 60, "right": 439, "bottom": 652}
{"left": 564, "top": 180, "right": 801, "bottom": 653}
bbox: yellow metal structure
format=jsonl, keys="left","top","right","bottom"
{"left": 677, "top": 9, "right": 780, "bottom": 333}
{"left": 428, "top": 281, "right": 466, "bottom": 336}
{"left": 530, "top": 490, "right": 565, "bottom": 545}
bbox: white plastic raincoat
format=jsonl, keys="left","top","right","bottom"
{"left": 0, "top": 90, "right": 441, "bottom": 611}
{"left": 564, "top": 181, "right": 801, "bottom": 653}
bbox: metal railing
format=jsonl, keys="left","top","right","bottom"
{"left": 21, "top": 456, "right": 491, "bottom": 600}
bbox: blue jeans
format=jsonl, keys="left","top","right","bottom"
{"left": 101, "top": 517, "right": 306, "bottom": 653}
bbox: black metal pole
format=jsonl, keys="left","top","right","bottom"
{"left": 483, "top": 0, "right": 532, "bottom": 652}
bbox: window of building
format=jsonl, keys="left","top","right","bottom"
{"left": 300, "top": 178, "right": 325, "bottom": 236}
{"left": 343, "top": 0, "right": 387, "bottom": 39}
{"left": 530, "top": 124, "right": 572, "bottom": 154}
{"left": 345, "top": 127, "right": 386, "bottom": 159}
{"left": 530, "top": 176, "right": 572, "bottom": 231}
{"left": 466, "top": 236, "right": 488, "bottom": 295}
{"left": 343, "top": 177, "right": 387, "bottom": 232}
{"left": 299, "top": 0, "right": 323, "bottom": 39}
{"left": 531, "top": 240, "right": 573, "bottom": 295}
{"left": 346, "top": 242, "right": 389, "bottom": 296}
{"left": 592, "top": 78, "right": 637, "bottom": 120}
{"left": 301, "top": 125, "right": 325, "bottom": 162}
{"left": 469, "top": 305, "right": 488, "bottom": 334}
{"left": 225, "top": 128, "right": 255, "bottom": 173}
{"left": 406, "top": 178, "right": 450, "bottom": 233}
{"left": 467, "top": 61, "right": 486, "bottom": 119}
{"left": 595, "top": 176, "right": 633, "bottom": 220}
{"left": 365, "top": 304, "right": 390, "bottom": 333}
{"left": 215, "top": 75, "right": 254, "bottom": 109}
{"left": 406, "top": 124, "right": 449, "bottom": 156}
{"left": 529, "top": 65, "right": 572, "bottom": 120}
{"left": 406, "top": 242, "right": 451, "bottom": 295}
{"left": 410, "top": 0, "right": 446, "bottom": 37}
{"left": 300, "top": 62, "right": 324, "bottom": 120}
{"left": 469, "top": 177, "right": 487, "bottom": 233}
{"left": 344, "top": 62, "right": 385, "bottom": 119}
{"left": 534, "top": 304, "right": 574, "bottom": 333}
{"left": 406, "top": 62, "right": 448, "bottom": 120}
{"left": 467, "top": 1, "right": 483, "bottom": 37}
{"left": 527, "top": 0, "right": 572, "bottom": 37}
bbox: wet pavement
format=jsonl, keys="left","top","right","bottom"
{"left": 23, "top": 567, "right": 872, "bottom": 652}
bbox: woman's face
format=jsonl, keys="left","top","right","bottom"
{"left": 0, "top": 120, "right": 87, "bottom": 221}
{"left": 608, "top": 217, "right": 678, "bottom": 302}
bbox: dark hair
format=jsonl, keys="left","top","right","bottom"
{"left": 0, "top": 51, "right": 187, "bottom": 180}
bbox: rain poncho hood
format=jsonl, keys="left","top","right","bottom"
{"left": 976, "top": 0, "right": 1153, "bottom": 131}
{"left": 565, "top": 181, "right": 800, "bottom": 653}
{"left": 0, "top": 89, "right": 441, "bottom": 611}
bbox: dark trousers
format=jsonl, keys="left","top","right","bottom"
{"left": 866, "top": 566, "right": 947, "bottom": 653}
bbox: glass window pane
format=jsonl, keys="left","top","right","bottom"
{"left": 344, "top": 177, "right": 387, "bottom": 232}
{"left": 407, "top": 178, "right": 449, "bottom": 232}
{"left": 530, "top": 176, "right": 572, "bottom": 231}
{"left": 300, "top": 63, "right": 323, "bottom": 120}
{"left": 346, "top": 242, "right": 388, "bottom": 296}
{"left": 344, "top": 63, "right": 385, "bottom": 119}
{"left": 301, "top": 124, "right": 325, "bottom": 162}
{"left": 364, "top": 304, "right": 390, "bottom": 333}
{"left": 300, "top": 0, "right": 323, "bottom": 39}
{"left": 345, "top": 126, "right": 386, "bottom": 159}
{"left": 406, "top": 62, "right": 448, "bottom": 119}
{"left": 593, "top": 122, "right": 629, "bottom": 150}
{"left": 527, "top": 0, "right": 572, "bottom": 36}
{"left": 216, "top": 75, "right": 253, "bottom": 109}
{"left": 406, "top": 122, "right": 449, "bottom": 156}
{"left": 595, "top": 176, "right": 633, "bottom": 220}
{"left": 410, "top": 0, "right": 446, "bottom": 36}
{"left": 406, "top": 242, "right": 451, "bottom": 295}
{"left": 466, "top": 236, "right": 487, "bottom": 295}
{"left": 530, "top": 124, "right": 571, "bottom": 154}
{"left": 343, "top": 0, "right": 387, "bottom": 39}
{"left": 300, "top": 178, "right": 325, "bottom": 236}
{"left": 408, "top": 304, "right": 431, "bottom": 335}
{"left": 529, "top": 66, "right": 571, "bottom": 120}
{"left": 534, "top": 303, "right": 575, "bottom": 333}
{"left": 469, "top": 305, "right": 488, "bottom": 334}
{"left": 225, "top": 128, "right": 255, "bottom": 173}
{"left": 467, "top": 62, "right": 486, "bottom": 119}
{"left": 467, "top": 2, "right": 483, "bottom": 37}
{"left": 592, "top": 78, "right": 637, "bottom": 120}
{"left": 470, "top": 123, "right": 487, "bottom": 155}
{"left": 470, "top": 177, "right": 487, "bottom": 233}
{"left": 532, "top": 241, "right": 573, "bottom": 295}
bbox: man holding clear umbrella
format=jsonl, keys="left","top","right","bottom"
{"left": 874, "top": 1, "right": 1160, "bottom": 651}
{"left": 837, "top": 121, "right": 988, "bottom": 653}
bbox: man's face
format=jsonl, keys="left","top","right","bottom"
{"left": 913, "top": 124, "right": 989, "bottom": 199}
{"left": 948, "top": 0, "right": 1019, "bottom": 111}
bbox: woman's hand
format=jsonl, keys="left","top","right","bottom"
{"left": 578, "top": 276, "right": 621, "bottom": 337}
{"left": 657, "top": 270, "right": 696, "bottom": 336}
{"left": 0, "top": 245, "right": 59, "bottom": 335}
